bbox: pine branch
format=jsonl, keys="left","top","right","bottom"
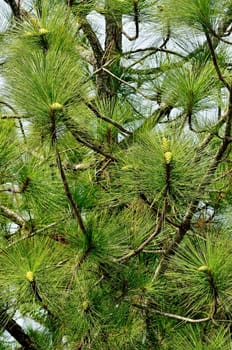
{"left": 117, "top": 201, "right": 167, "bottom": 261}
{"left": 154, "top": 96, "right": 232, "bottom": 279}
{"left": 207, "top": 270, "right": 219, "bottom": 318}
{"left": 102, "top": 67, "right": 156, "bottom": 100}
{"left": 56, "top": 149, "right": 87, "bottom": 236}
{"left": 1, "top": 115, "right": 26, "bottom": 119}
{"left": 0, "top": 309, "right": 37, "bottom": 350}
{"left": 132, "top": 303, "right": 210, "bottom": 324}
{"left": 122, "top": 0, "right": 139, "bottom": 41}
{"left": 80, "top": 19, "right": 104, "bottom": 68}
{"left": 205, "top": 31, "right": 230, "bottom": 90}
{"left": 64, "top": 117, "right": 117, "bottom": 161}
{"left": 213, "top": 168, "right": 232, "bottom": 182}
{"left": 28, "top": 280, "right": 57, "bottom": 321}
{"left": 140, "top": 193, "right": 180, "bottom": 228}
{"left": 7, "top": 218, "right": 68, "bottom": 247}
{"left": 120, "top": 104, "right": 173, "bottom": 148}
{"left": 3, "top": 0, "right": 20, "bottom": 18}
{"left": 85, "top": 101, "right": 132, "bottom": 135}
{"left": 49, "top": 109, "right": 87, "bottom": 236}
{"left": 0, "top": 205, "right": 26, "bottom": 227}
{"left": 123, "top": 46, "right": 185, "bottom": 58}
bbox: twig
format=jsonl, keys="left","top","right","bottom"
{"left": 65, "top": 118, "right": 117, "bottom": 161}
{"left": 1, "top": 115, "right": 28, "bottom": 119}
{"left": 133, "top": 303, "right": 210, "bottom": 323}
{"left": 117, "top": 201, "right": 167, "bottom": 261}
{"left": 85, "top": 101, "right": 132, "bottom": 135}
{"left": 122, "top": 0, "right": 139, "bottom": 41}
{"left": 205, "top": 31, "right": 230, "bottom": 90}
{"left": 0, "top": 205, "right": 25, "bottom": 227}
{"left": 213, "top": 168, "right": 232, "bottom": 182}
{"left": 153, "top": 93, "right": 232, "bottom": 279}
{"left": 3, "top": 0, "right": 20, "bottom": 18}
{"left": 102, "top": 67, "right": 157, "bottom": 100}
{"left": 80, "top": 19, "right": 104, "bottom": 68}
{"left": 56, "top": 149, "right": 87, "bottom": 236}
{"left": 0, "top": 309, "right": 37, "bottom": 350}
{"left": 49, "top": 108, "right": 87, "bottom": 236}
{"left": 123, "top": 46, "right": 185, "bottom": 58}
{"left": 7, "top": 218, "right": 68, "bottom": 247}
{"left": 139, "top": 193, "right": 180, "bottom": 228}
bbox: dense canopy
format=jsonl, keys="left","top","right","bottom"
{"left": 0, "top": 0, "right": 232, "bottom": 349}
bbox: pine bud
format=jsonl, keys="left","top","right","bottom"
{"left": 39, "top": 28, "right": 49, "bottom": 35}
{"left": 26, "top": 271, "right": 34, "bottom": 282}
{"left": 198, "top": 265, "right": 210, "bottom": 273}
{"left": 24, "top": 32, "right": 35, "bottom": 37}
{"left": 50, "top": 102, "right": 63, "bottom": 111}
{"left": 82, "top": 300, "right": 89, "bottom": 311}
{"left": 164, "top": 151, "right": 172, "bottom": 164}
{"left": 30, "top": 17, "right": 38, "bottom": 26}
{"left": 162, "top": 137, "right": 170, "bottom": 152}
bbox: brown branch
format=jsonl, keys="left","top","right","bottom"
{"left": 207, "top": 270, "right": 218, "bottom": 318}
{"left": 81, "top": 58, "right": 115, "bottom": 86}
{"left": 213, "top": 168, "right": 232, "bottom": 182}
{"left": 102, "top": 67, "right": 157, "bottom": 100}
{"left": 117, "top": 201, "right": 167, "bottom": 261}
{"left": 7, "top": 218, "right": 68, "bottom": 247}
{"left": 122, "top": 0, "right": 139, "bottom": 41}
{"left": 126, "top": 25, "right": 170, "bottom": 71}
{"left": 64, "top": 118, "right": 117, "bottom": 161}
{"left": 29, "top": 280, "right": 56, "bottom": 321}
{"left": 49, "top": 109, "right": 87, "bottom": 236}
{"left": 0, "top": 102, "right": 27, "bottom": 142}
{"left": 80, "top": 19, "right": 104, "bottom": 68}
{"left": 123, "top": 46, "right": 185, "bottom": 58}
{"left": 85, "top": 101, "right": 132, "bottom": 135}
{"left": 76, "top": 245, "right": 93, "bottom": 270}
{"left": 154, "top": 98, "right": 232, "bottom": 278}
{"left": 1, "top": 115, "right": 26, "bottom": 119}
{"left": 0, "top": 309, "right": 37, "bottom": 350}
{"left": 197, "top": 116, "right": 226, "bottom": 153}
{"left": 160, "top": 25, "right": 171, "bottom": 49}
{"left": 56, "top": 148, "right": 87, "bottom": 236}
{"left": 0, "top": 101, "right": 18, "bottom": 113}
{"left": 210, "top": 28, "right": 232, "bottom": 45}
{"left": 65, "top": 245, "right": 93, "bottom": 291}
{"left": 0, "top": 205, "right": 26, "bottom": 227}
{"left": 133, "top": 303, "right": 210, "bottom": 324}
{"left": 139, "top": 193, "right": 180, "bottom": 228}
{"left": 205, "top": 31, "right": 230, "bottom": 90}
{"left": 3, "top": 0, "right": 20, "bottom": 18}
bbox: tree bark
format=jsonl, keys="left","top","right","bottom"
{"left": 0, "top": 309, "right": 37, "bottom": 350}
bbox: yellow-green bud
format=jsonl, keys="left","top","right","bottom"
{"left": 30, "top": 17, "right": 38, "bottom": 26}
{"left": 50, "top": 102, "right": 63, "bottom": 111}
{"left": 26, "top": 271, "right": 34, "bottom": 282}
{"left": 24, "top": 31, "right": 35, "bottom": 37}
{"left": 82, "top": 300, "right": 89, "bottom": 311}
{"left": 162, "top": 137, "right": 170, "bottom": 152}
{"left": 39, "top": 28, "right": 49, "bottom": 35}
{"left": 121, "top": 165, "right": 133, "bottom": 170}
{"left": 164, "top": 151, "right": 172, "bottom": 164}
{"left": 198, "top": 265, "right": 210, "bottom": 273}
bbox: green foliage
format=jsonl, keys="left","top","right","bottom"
{"left": 114, "top": 131, "right": 208, "bottom": 212}
{"left": 0, "top": 0, "right": 232, "bottom": 349}
{"left": 159, "top": 0, "right": 229, "bottom": 31}
{"left": 172, "top": 325, "right": 231, "bottom": 350}
{"left": 165, "top": 231, "right": 232, "bottom": 315}
{"left": 161, "top": 63, "right": 218, "bottom": 115}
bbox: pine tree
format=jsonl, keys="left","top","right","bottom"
{"left": 0, "top": 0, "right": 232, "bottom": 348}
